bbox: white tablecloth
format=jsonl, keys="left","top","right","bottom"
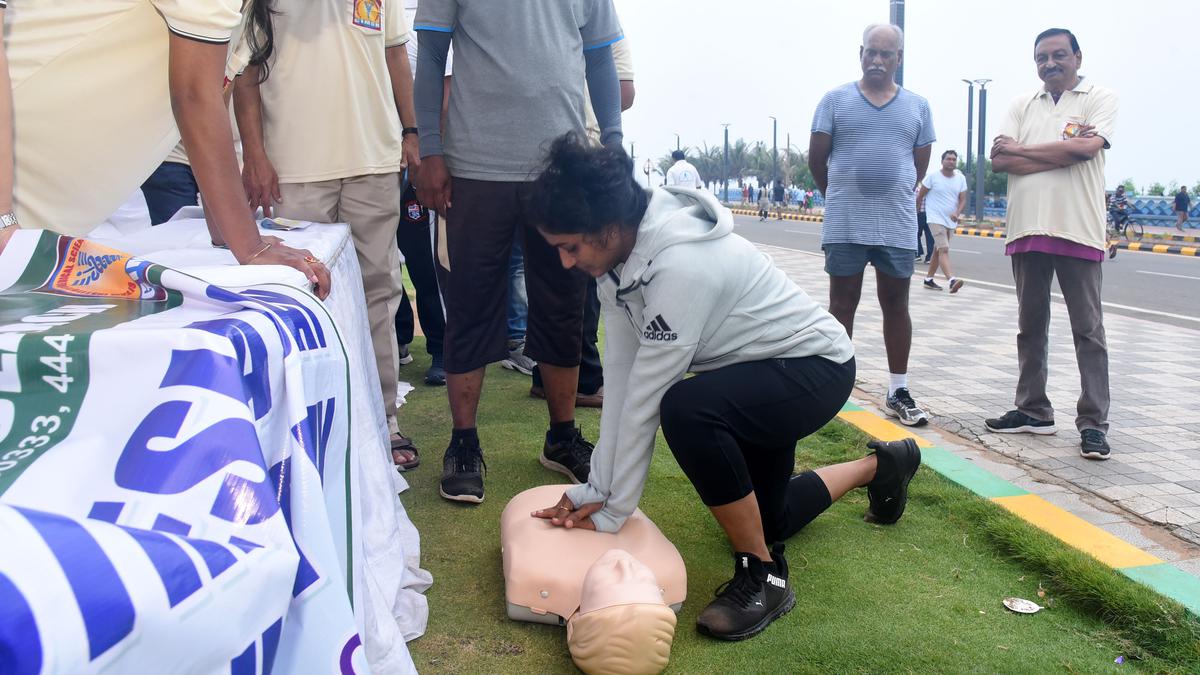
{"left": 89, "top": 216, "right": 431, "bottom": 674}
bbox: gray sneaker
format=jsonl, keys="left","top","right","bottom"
{"left": 500, "top": 339, "right": 536, "bottom": 376}
{"left": 884, "top": 387, "right": 929, "bottom": 427}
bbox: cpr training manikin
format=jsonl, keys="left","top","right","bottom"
{"left": 500, "top": 485, "right": 687, "bottom": 675}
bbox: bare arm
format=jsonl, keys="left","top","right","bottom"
{"left": 915, "top": 184, "right": 929, "bottom": 211}
{"left": 809, "top": 132, "right": 832, "bottom": 195}
{"left": 913, "top": 145, "right": 932, "bottom": 189}
{"left": 232, "top": 64, "right": 281, "bottom": 218}
{"left": 170, "top": 36, "right": 329, "bottom": 297}
{"left": 991, "top": 133, "right": 1104, "bottom": 174}
{"left": 620, "top": 80, "right": 636, "bottom": 111}
{"left": 954, "top": 190, "right": 967, "bottom": 221}
{"left": 385, "top": 43, "right": 419, "bottom": 169}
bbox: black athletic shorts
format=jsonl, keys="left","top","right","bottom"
{"left": 437, "top": 177, "right": 588, "bottom": 374}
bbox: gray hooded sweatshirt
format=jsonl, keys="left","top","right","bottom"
{"left": 566, "top": 187, "right": 855, "bottom": 533}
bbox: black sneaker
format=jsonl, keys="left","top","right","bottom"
{"left": 984, "top": 410, "right": 1057, "bottom": 435}
{"left": 923, "top": 279, "right": 942, "bottom": 291}
{"left": 440, "top": 439, "right": 486, "bottom": 503}
{"left": 696, "top": 544, "right": 795, "bottom": 641}
{"left": 540, "top": 427, "right": 594, "bottom": 484}
{"left": 864, "top": 439, "right": 922, "bottom": 524}
{"left": 884, "top": 388, "right": 929, "bottom": 427}
{"left": 1080, "top": 429, "right": 1111, "bottom": 460}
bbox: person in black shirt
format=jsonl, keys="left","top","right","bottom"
{"left": 772, "top": 181, "right": 786, "bottom": 220}
{"left": 1175, "top": 186, "right": 1191, "bottom": 232}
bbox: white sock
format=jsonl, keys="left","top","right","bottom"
{"left": 888, "top": 373, "right": 907, "bottom": 397}
{"left": 924, "top": 276, "right": 933, "bottom": 283}
{"left": 949, "top": 276, "right": 958, "bottom": 285}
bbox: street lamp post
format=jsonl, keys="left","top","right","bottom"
{"left": 769, "top": 116, "right": 778, "bottom": 187}
{"left": 889, "top": 0, "right": 905, "bottom": 86}
{"left": 973, "top": 79, "right": 992, "bottom": 221}
{"left": 722, "top": 123, "right": 730, "bottom": 204}
{"left": 674, "top": 133, "right": 680, "bottom": 152}
{"left": 960, "top": 76, "right": 969, "bottom": 207}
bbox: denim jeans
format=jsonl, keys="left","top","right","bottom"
{"left": 506, "top": 224, "right": 529, "bottom": 342}
{"left": 140, "top": 161, "right": 199, "bottom": 225}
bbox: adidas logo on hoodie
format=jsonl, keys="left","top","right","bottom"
{"left": 643, "top": 314, "right": 678, "bottom": 342}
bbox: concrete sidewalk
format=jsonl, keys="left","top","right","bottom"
{"left": 761, "top": 243, "right": 1200, "bottom": 556}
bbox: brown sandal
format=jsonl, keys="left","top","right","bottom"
{"left": 391, "top": 434, "right": 420, "bottom": 472}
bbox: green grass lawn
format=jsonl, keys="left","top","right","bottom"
{"left": 394, "top": 338, "right": 1198, "bottom": 673}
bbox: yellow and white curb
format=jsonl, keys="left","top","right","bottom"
{"left": 838, "top": 400, "right": 1200, "bottom": 615}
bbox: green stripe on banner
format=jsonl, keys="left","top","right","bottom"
{"left": 919, "top": 447, "right": 1029, "bottom": 499}
{"left": 1120, "top": 563, "right": 1200, "bottom": 615}
{"left": 840, "top": 401, "right": 864, "bottom": 412}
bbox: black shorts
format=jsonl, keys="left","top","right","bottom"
{"left": 438, "top": 178, "right": 588, "bottom": 374}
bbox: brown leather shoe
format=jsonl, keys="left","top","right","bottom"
{"left": 529, "top": 385, "right": 604, "bottom": 408}
{"left": 575, "top": 387, "right": 604, "bottom": 408}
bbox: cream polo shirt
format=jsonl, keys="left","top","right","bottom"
{"left": 999, "top": 77, "right": 1118, "bottom": 251}
{"left": 7, "top": 0, "right": 242, "bottom": 236}
{"left": 258, "top": 0, "right": 410, "bottom": 184}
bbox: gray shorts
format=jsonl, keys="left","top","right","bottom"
{"left": 823, "top": 243, "right": 915, "bottom": 279}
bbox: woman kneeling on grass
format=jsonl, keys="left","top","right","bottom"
{"left": 531, "top": 135, "right": 922, "bottom": 641}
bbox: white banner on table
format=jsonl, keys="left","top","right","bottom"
{"left": 0, "top": 231, "right": 403, "bottom": 674}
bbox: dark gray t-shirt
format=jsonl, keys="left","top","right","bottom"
{"left": 415, "top": 0, "right": 623, "bottom": 181}
{"left": 811, "top": 82, "right": 935, "bottom": 249}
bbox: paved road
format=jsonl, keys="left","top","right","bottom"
{"left": 733, "top": 214, "right": 1200, "bottom": 329}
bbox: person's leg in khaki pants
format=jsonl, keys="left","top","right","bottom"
{"left": 277, "top": 174, "right": 411, "bottom": 464}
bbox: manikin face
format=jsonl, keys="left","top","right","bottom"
{"left": 541, "top": 226, "right": 629, "bottom": 279}
{"left": 579, "top": 549, "right": 664, "bottom": 614}
{"left": 1034, "top": 34, "right": 1081, "bottom": 92}
{"left": 859, "top": 27, "right": 902, "bottom": 85}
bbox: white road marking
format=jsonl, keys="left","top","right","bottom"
{"left": 960, "top": 278, "right": 1200, "bottom": 324}
{"left": 756, "top": 240, "right": 1200, "bottom": 324}
{"left": 1137, "top": 270, "right": 1200, "bottom": 281}
{"left": 783, "top": 229, "right": 820, "bottom": 235}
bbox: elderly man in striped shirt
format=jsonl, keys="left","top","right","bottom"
{"left": 809, "top": 23, "right": 935, "bottom": 427}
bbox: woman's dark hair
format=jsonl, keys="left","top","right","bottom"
{"left": 245, "top": 0, "right": 279, "bottom": 83}
{"left": 532, "top": 134, "right": 649, "bottom": 237}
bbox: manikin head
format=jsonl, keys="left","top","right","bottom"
{"left": 567, "top": 550, "right": 677, "bottom": 675}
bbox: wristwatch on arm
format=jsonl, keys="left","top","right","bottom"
{"left": 0, "top": 212, "right": 17, "bottom": 228}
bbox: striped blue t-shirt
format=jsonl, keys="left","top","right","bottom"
{"left": 811, "top": 83, "right": 936, "bottom": 250}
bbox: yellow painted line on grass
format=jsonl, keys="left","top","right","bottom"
{"left": 836, "top": 410, "right": 933, "bottom": 448}
{"left": 992, "top": 494, "right": 1163, "bottom": 569}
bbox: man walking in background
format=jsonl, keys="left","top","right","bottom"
{"left": 917, "top": 149, "right": 967, "bottom": 293}
{"left": 809, "top": 23, "right": 935, "bottom": 426}
{"left": 665, "top": 149, "right": 702, "bottom": 189}
{"left": 985, "top": 28, "right": 1118, "bottom": 460}
{"left": 1175, "top": 186, "right": 1190, "bottom": 232}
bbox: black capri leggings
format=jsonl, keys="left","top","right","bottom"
{"left": 660, "top": 355, "right": 856, "bottom": 543}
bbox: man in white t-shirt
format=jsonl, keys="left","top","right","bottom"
{"left": 665, "top": 150, "right": 702, "bottom": 189}
{"left": 234, "top": 0, "right": 422, "bottom": 467}
{"left": 916, "top": 149, "right": 968, "bottom": 293}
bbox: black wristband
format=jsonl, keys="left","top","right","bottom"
{"left": 402, "top": 127, "right": 419, "bottom": 137}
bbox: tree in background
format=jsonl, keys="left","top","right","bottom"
{"left": 1120, "top": 177, "right": 1138, "bottom": 196}
{"left": 1147, "top": 182, "right": 1166, "bottom": 196}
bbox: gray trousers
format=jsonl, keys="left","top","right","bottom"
{"left": 1011, "top": 252, "right": 1110, "bottom": 433}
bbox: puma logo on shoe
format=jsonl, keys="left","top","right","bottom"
{"left": 766, "top": 574, "right": 787, "bottom": 589}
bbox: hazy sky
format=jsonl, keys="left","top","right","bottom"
{"left": 612, "top": 0, "right": 1198, "bottom": 190}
